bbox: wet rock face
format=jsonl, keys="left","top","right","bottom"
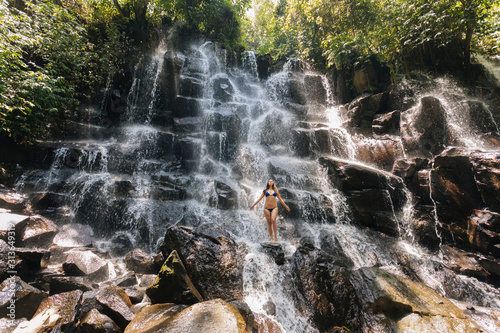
{"left": 319, "top": 157, "right": 407, "bottom": 236}
{"left": 291, "top": 239, "right": 361, "bottom": 332}
{"left": 430, "top": 155, "right": 483, "bottom": 228}
{"left": 470, "top": 152, "right": 500, "bottom": 212}
{"left": 346, "top": 92, "right": 389, "bottom": 133}
{"left": 350, "top": 267, "right": 481, "bottom": 331}
{"left": 160, "top": 225, "right": 246, "bottom": 301}
{"left": 467, "top": 210, "right": 500, "bottom": 256}
{"left": 401, "top": 96, "right": 450, "bottom": 157}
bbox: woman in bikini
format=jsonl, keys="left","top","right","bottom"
{"left": 250, "top": 179, "right": 290, "bottom": 243}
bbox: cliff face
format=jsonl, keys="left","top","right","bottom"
{"left": 1, "top": 43, "right": 500, "bottom": 332}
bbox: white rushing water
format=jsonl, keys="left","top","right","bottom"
{"left": 13, "top": 43, "right": 500, "bottom": 332}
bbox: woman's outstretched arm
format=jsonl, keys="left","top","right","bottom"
{"left": 250, "top": 192, "right": 265, "bottom": 210}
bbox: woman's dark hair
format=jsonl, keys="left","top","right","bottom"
{"left": 263, "top": 182, "right": 277, "bottom": 193}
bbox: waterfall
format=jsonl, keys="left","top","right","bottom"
{"left": 12, "top": 42, "right": 500, "bottom": 332}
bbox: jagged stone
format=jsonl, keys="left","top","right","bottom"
{"left": 63, "top": 250, "right": 109, "bottom": 282}
{"left": 319, "top": 156, "right": 407, "bottom": 235}
{"left": 354, "top": 137, "right": 403, "bottom": 171}
{"left": 78, "top": 308, "right": 122, "bottom": 333}
{"left": 29, "top": 192, "right": 69, "bottom": 213}
{"left": 0, "top": 276, "right": 47, "bottom": 319}
{"left": 115, "top": 272, "right": 138, "bottom": 288}
{"left": 14, "top": 216, "right": 58, "bottom": 248}
{"left": 253, "top": 313, "right": 282, "bottom": 333}
{"left": 146, "top": 249, "right": 202, "bottom": 305}
{"left": 12, "top": 307, "right": 61, "bottom": 333}
{"left": 291, "top": 238, "right": 361, "bottom": 332}
{"left": 372, "top": 110, "right": 400, "bottom": 136}
{"left": 172, "top": 96, "right": 204, "bottom": 118}
{"left": 0, "top": 191, "right": 28, "bottom": 214}
{"left": 124, "top": 249, "right": 157, "bottom": 274}
{"left": 32, "top": 289, "right": 83, "bottom": 325}
{"left": 179, "top": 76, "right": 205, "bottom": 98}
{"left": 430, "top": 154, "right": 483, "bottom": 232}
{"left": 214, "top": 181, "right": 238, "bottom": 210}
{"left": 96, "top": 286, "right": 135, "bottom": 330}
{"left": 49, "top": 276, "right": 93, "bottom": 295}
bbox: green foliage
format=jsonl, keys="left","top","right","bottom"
{"left": 147, "top": 0, "right": 246, "bottom": 49}
{"left": 243, "top": 0, "right": 500, "bottom": 71}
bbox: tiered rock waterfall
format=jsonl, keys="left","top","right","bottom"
{"left": 1, "top": 42, "right": 500, "bottom": 332}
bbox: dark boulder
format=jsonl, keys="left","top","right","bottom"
{"left": 354, "top": 137, "right": 404, "bottom": 171}
{"left": 49, "top": 276, "right": 93, "bottom": 295}
{"left": 160, "top": 225, "right": 246, "bottom": 301}
{"left": 430, "top": 154, "right": 483, "bottom": 231}
{"left": 462, "top": 100, "right": 498, "bottom": 134}
{"left": 467, "top": 210, "right": 500, "bottom": 256}
{"left": 29, "top": 192, "right": 70, "bottom": 213}
{"left": 346, "top": 92, "right": 389, "bottom": 132}
{"left": 261, "top": 243, "right": 285, "bottom": 265}
{"left": 96, "top": 286, "right": 135, "bottom": 330}
{"left": 470, "top": 152, "right": 500, "bottom": 212}
{"left": 291, "top": 238, "right": 361, "bottom": 332}
{"left": 212, "top": 76, "right": 235, "bottom": 102}
{"left": 214, "top": 180, "right": 238, "bottom": 210}
{"left": 372, "top": 110, "right": 400, "bottom": 137}
{"left": 401, "top": 96, "right": 450, "bottom": 157}
{"left": 172, "top": 96, "right": 204, "bottom": 118}
{"left": 146, "top": 249, "right": 202, "bottom": 305}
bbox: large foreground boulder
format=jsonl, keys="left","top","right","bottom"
{"left": 160, "top": 225, "right": 246, "bottom": 301}
{"left": 124, "top": 299, "right": 248, "bottom": 333}
{"left": 350, "top": 267, "right": 482, "bottom": 332}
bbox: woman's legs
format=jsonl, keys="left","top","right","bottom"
{"left": 271, "top": 208, "right": 278, "bottom": 242}
{"left": 264, "top": 209, "right": 273, "bottom": 241}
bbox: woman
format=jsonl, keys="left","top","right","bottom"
{"left": 250, "top": 179, "right": 290, "bottom": 243}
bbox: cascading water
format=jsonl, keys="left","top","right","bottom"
{"left": 13, "top": 42, "right": 500, "bottom": 332}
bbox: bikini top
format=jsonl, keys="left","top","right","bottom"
{"left": 265, "top": 191, "right": 277, "bottom": 197}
